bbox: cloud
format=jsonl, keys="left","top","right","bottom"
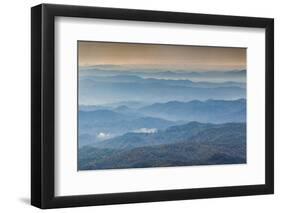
{"left": 133, "top": 128, "right": 158, "bottom": 134}
{"left": 96, "top": 132, "right": 111, "bottom": 140}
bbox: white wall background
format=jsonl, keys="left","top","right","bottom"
{"left": 0, "top": 0, "right": 279, "bottom": 212}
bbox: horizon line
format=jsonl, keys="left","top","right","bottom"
{"left": 78, "top": 64, "right": 246, "bottom": 72}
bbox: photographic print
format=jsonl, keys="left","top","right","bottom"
{"left": 78, "top": 41, "right": 247, "bottom": 171}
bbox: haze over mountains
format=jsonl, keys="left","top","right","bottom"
{"left": 80, "top": 65, "right": 246, "bottom": 83}
{"left": 79, "top": 68, "right": 246, "bottom": 105}
{"left": 78, "top": 66, "right": 247, "bottom": 170}
{"left": 139, "top": 99, "right": 246, "bottom": 122}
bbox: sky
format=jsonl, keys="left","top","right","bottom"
{"left": 78, "top": 41, "right": 246, "bottom": 71}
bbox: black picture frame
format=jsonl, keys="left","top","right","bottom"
{"left": 31, "top": 3, "right": 274, "bottom": 209}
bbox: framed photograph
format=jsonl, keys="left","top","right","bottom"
{"left": 31, "top": 4, "right": 274, "bottom": 209}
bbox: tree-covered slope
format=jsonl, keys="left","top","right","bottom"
{"left": 79, "top": 122, "right": 246, "bottom": 170}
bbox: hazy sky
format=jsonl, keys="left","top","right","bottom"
{"left": 78, "top": 41, "right": 246, "bottom": 71}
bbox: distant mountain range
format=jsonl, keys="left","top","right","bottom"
{"left": 78, "top": 109, "right": 179, "bottom": 147}
{"left": 80, "top": 74, "right": 246, "bottom": 88}
{"left": 139, "top": 99, "right": 246, "bottom": 122}
{"left": 78, "top": 68, "right": 247, "bottom": 170}
{"left": 79, "top": 122, "right": 246, "bottom": 170}
{"left": 78, "top": 99, "right": 246, "bottom": 147}
{"left": 79, "top": 74, "right": 246, "bottom": 105}
{"left": 79, "top": 67, "right": 246, "bottom": 82}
